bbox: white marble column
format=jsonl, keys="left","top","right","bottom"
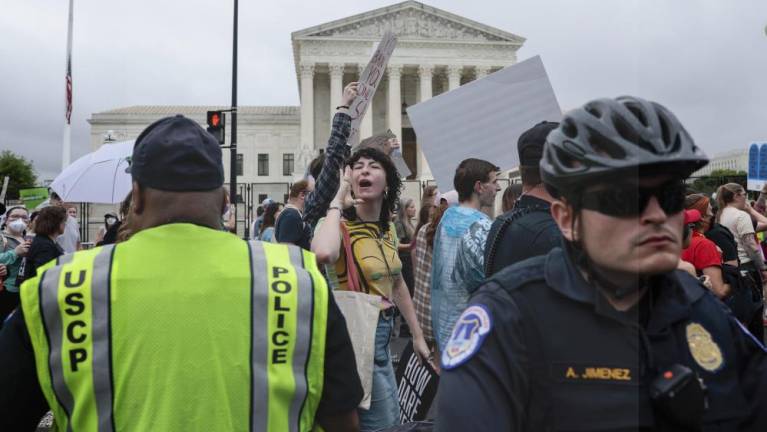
{"left": 447, "top": 65, "right": 462, "bottom": 91}
{"left": 417, "top": 65, "right": 434, "bottom": 179}
{"left": 358, "top": 64, "right": 373, "bottom": 139}
{"left": 418, "top": 65, "right": 434, "bottom": 102}
{"left": 299, "top": 63, "right": 315, "bottom": 171}
{"left": 475, "top": 65, "right": 490, "bottom": 81}
{"left": 329, "top": 63, "right": 344, "bottom": 123}
{"left": 387, "top": 64, "right": 403, "bottom": 139}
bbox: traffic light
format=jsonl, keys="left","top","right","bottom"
{"left": 206, "top": 110, "right": 225, "bottom": 144}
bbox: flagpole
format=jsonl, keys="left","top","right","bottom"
{"left": 62, "top": 0, "right": 74, "bottom": 170}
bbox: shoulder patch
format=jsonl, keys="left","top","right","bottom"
{"left": 442, "top": 305, "right": 493, "bottom": 370}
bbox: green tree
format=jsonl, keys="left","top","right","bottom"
{"left": 689, "top": 169, "right": 746, "bottom": 195}
{"left": 0, "top": 150, "right": 38, "bottom": 200}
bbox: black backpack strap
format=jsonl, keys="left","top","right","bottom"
{"left": 484, "top": 204, "right": 549, "bottom": 276}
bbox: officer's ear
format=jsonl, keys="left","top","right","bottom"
{"left": 551, "top": 198, "right": 577, "bottom": 242}
{"left": 131, "top": 182, "right": 145, "bottom": 216}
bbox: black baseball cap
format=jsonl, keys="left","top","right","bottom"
{"left": 518, "top": 121, "right": 559, "bottom": 167}
{"left": 128, "top": 115, "right": 224, "bottom": 191}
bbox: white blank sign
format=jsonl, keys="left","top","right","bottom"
{"left": 406, "top": 56, "right": 562, "bottom": 190}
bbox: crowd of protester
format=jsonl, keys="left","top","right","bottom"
{"left": 1, "top": 89, "right": 766, "bottom": 431}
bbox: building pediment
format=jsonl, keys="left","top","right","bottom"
{"left": 292, "top": 1, "right": 524, "bottom": 44}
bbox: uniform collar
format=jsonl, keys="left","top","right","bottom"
{"left": 543, "top": 245, "right": 705, "bottom": 327}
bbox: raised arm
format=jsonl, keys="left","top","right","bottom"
{"left": 303, "top": 83, "right": 358, "bottom": 228}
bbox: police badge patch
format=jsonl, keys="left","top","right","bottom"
{"left": 686, "top": 322, "right": 724, "bottom": 372}
{"left": 442, "top": 305, "right": 492, "bottom": 370}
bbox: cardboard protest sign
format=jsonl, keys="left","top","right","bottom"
{"left": 395, "top": 341, "right": 439, "bottom": 423}
{"left": 747, "top": 143, "right": 767, "bottom": 191}
{"left": 348, "top": 31, "right": 397, "bottom": 148}
{"left": 19, "top": 187, "right": 49, "bottom": 209}
{"left": 406, "top": 56, "right": 562, "bottom": 190}
{"left": 392, "top": 149, "right": 412, "bottom": 179}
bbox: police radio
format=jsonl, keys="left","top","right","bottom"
{"left": 650, "top": 364, "right": 708, "bottom": 430}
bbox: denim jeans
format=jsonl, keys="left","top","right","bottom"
{"left": 358, "top": 313, "right": 401, "bottom": 431}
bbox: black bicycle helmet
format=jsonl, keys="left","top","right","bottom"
{"left": 540, "top": 96, "right": 708, "bottom": 192}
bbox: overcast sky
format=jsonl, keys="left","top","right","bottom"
{"left": 1, "top": 0, "right": 765, "bottom": 181}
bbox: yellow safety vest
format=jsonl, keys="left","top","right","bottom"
{"left": 20, "top": 223, "right": 328, "bottom": 432}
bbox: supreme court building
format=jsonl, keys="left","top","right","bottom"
{"left": 88, "top": 1, "right": 524, "bottom": 199}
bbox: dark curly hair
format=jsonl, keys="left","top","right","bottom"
{"left": 343, "top": 147, "right": 402, "bottom": 233}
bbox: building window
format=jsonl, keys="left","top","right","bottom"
{"left": 283, "top": 153, "right": 294, "bottom": 176}
{"left": 236, "top": 154, "right": 243, "bottom": 176}
{"left": 258, "top": 154, "right": 269, "bottom": 176}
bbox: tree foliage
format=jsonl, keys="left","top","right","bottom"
{"left": 0, "top": 150, "right": 38, "bottom": 200}
{"left": 689, "top": 169, "right": 746, "bottom": 195}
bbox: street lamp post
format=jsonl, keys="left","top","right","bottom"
{"left": 231, "top": 0, "right": 240, "bottom": 237}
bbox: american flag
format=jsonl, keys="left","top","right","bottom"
{"left": 65, "top": 0, "right": 73, "bottom": 124}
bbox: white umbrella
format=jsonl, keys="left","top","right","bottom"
{"left": 50, "top": 140, "right": 134, "bottom": 204}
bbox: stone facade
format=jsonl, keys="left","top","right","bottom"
{"left": 88, "top": 0, "right": 525, "bottom": 183}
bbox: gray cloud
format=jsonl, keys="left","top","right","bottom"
{"left": 1, "top": 0, "right": 765, "bottom": 181}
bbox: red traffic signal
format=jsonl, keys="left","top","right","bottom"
{"left": 206, "top": 110, "right": 225, "bottom": 144}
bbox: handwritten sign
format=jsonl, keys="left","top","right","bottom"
{"left": 348, "top": 31, "right": 398, "bottom": 147}
{"left": 395, "top": 342, "right": 439, "bottom": 423}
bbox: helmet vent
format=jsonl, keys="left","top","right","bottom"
{"left": 562, "top": 118, "right": 578, "bottom": 138}
{"left": 611, "top": 113, "right": 656, "bottom": 154}
{"left": 625, "top": 103, "right": 649, "bottom": 127}
{"left": 659, "top": 114, "right": 672, "bottom": 147}
{"left": 586, "top": 126, "right": 627, "bottom": 160}
{"left": 584, "top": 105, "right": 602, "bottom": 119}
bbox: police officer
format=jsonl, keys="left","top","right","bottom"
{"left": 436, "top": 97, "right": 767, "bottom": 431}
{"left": 0, "top": 115, "right": 363, "bottom": 432}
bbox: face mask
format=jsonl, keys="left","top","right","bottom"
{"left": 8, "top": 219, "right": 27, "bottom": 233}
{"left": 105, "top": 217, "right": 118, "bottom": 227}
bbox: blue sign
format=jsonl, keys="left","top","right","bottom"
{"left": 748, "top": 144, "right": 759, "bottom": 180}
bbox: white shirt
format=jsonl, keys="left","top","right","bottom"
{"left": 56, "top": 216, "right": 80, "bottom": 254}
{"left": 719, "top": 206, "right": 755, "bottom": 264}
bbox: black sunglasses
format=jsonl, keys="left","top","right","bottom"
{"left": 580, "top": 181, "right": 687, "bottom": 218}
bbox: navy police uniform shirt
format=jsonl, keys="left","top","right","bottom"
{"left": 436, "top": 247, "right": 767, "bottom": 431}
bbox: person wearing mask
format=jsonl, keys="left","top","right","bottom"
{"left": 484, "top": 121, "right": 563, "bottom": 276}
{"left": 716, "top": 182, "right": 766, "bottom": 340}
{"left": 312, "top": 147, "right": 429, "bottom": 432}
{"left": 0, "top": 114, "right": 362, "bottom": 431}
{"left": 259, "top": 202, "right": 284, "bottom": 242}
{"left": 0, "top": 206, "right": 31, "bottom": 324}
{"left": 431, "top": 158, "right": 500, "bottom": 356}
{"left": 275, "top": 180, "right": 314, "bottom": 249}
{"left": 18, "top": 206, "right": 67, "bottom": 284}
{"left": 437, "top": 96, "right": 767, "bottom": 431}
{"left": 98, "top": 192, "right": 133, "bottom": 247}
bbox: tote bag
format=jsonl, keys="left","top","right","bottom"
{"left": 332, "top": 222, "right": 381, "bottom": 409}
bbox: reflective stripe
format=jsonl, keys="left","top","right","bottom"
{"left": 286, "top": 245, "right": 314, "bottom": 432}
{"left": 91, "top": 245, "right": 116, "bottom": 432}
{"left": 248, "top": 241, "right": 270, "bottom": 432}
{"left": 39, "top": 254, "right": 76, "bottom": 432}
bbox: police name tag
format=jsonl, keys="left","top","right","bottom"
{"left": 442, "top": 305, "right": 492, "bottom": 369}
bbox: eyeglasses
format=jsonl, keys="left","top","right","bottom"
{"left": 580, "top": 181, "right": 687, "bottom": 218}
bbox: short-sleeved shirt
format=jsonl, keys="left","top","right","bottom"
{"left": 275, "top": 207, "right": 312, "bottom": 250}
{"left": 316, "top": 219, "right": 401, "bottom": 301}
{"left": 719, "top": 207, "right": 755, "bottom": 264}
{"left": 682, "top": 231, "right": 722, "bottom": 272}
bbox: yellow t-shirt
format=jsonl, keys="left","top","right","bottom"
{"left": 316, "top": 219, "right": 402, "bottom": 301}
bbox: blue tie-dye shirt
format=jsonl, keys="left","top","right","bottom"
{"left": 431, "top": 206, "right": 490, "bottom": 351}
